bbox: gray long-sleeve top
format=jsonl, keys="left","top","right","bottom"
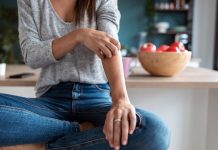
{"left": 17, "top": 0, "right": 120, "bottom": 97}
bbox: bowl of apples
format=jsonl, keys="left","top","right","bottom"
{"left": 138, "top": 42, "right": 192, "bottom": 77}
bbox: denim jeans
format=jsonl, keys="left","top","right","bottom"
{"left": 0, "top": 82, "right": 170, "bottom": 150}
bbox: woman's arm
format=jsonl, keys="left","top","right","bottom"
{"left": 102, "top": 52, "right": 127, "bottom": 100}
{"left": 97, "top": 0, "right": 136, "bottom": 149}
{"left": 52, "top": 28, "right": 119, "bottom": 60}
{"left": 102, "top": 51, "right": 136, "bottom": 150}
{"left": 17, "top": 0, "right": 118, "bottom": 69}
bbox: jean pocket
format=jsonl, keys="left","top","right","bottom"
{"left": 94, "top": 83, "right": 110, "bottom": 93}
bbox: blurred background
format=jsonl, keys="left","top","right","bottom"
{"left": 0, "top": 1, "right": 218, "bottom": 150}
{"left": 0, "top": 0, "right": 217, "bottom": 70}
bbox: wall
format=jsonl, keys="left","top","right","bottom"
{"left": 192, "top": 0, "right": 217, "bottom": 69}
{"left": 118, "top": 0, "right": 146, "bottom": 48}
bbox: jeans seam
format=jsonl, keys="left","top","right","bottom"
{"left": 1, "top": 98, "right": 70, "bottom": 113}
{"left": 0, "top": 105, "right": 39, "bottom": 115}
{"left": 1, "top": 94, "right": 53, "bottom": 111}
{"left": 0, "top": 105, "right": 66, "bottom": 124}
{"left": 136, "top": 112, "right": 143, "bottom": 128}
{"left": 74, "top": 110, "right": 109, "bottom": 113}
{"left": 48, "top": 137, "right": 106, "bottom": 150}
{"left": 95, "top": 84, "right": 110, "bottom": 93}
{"left": 0, "top": 105, "right": 80, "bottom": 133}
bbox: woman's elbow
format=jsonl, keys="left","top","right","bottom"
{"left": 24, "top": 57, "right": 41, "bottom": 69}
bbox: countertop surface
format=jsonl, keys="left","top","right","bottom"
{"left": 1, "top": 65, "right": 218, "bottom": 88}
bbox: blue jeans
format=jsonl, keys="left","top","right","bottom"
{"left": 0, "top": 82, "right": 170, "bottom": 150}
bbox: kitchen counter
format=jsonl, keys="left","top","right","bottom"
{"left": 1, "top": 64, "right": 218, "bottom": 88}
{"left": 127, "top": 67, "right": 218, "bottom": 88}
{"left": 0, "top": 65, "right": 40, "bottom": 86}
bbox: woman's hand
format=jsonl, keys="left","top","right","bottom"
{"left": 103, "top": 97, "right": 136, "bottom": 150}
{"left": 77, "top": 28, "right": 120, "bottom": 59}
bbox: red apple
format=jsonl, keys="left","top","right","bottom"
{"left": 157, "top": 45, "right": 170, "bottom": 52}
{"left": 171, "top": 42, "right": 186, "bottom": 52}
{"left": 166, "top": 46, "right": 180, "bottom": 52}
{"left": 140, "top": 43, "right": 156, "bottom": 52}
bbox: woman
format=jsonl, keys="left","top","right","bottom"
{"left": 0, "top": 0, "right": 170, "bottom": 150}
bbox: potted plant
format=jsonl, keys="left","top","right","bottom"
{"left": 145, "top": 0, "right": 155, "bottom": 41}
{"left": 0, "top": 6, "right": 19, "bottom": 76}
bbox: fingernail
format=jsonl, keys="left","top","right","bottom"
{"left": 130, "top": 130, "right": 133, "bottom": 135}
{"left": 115, "top": 146, "right": 120, "bottom": 150}
{"left": 110, "top": 144, "right": 113, "bottom": 148}
{"left": 122, "top": 141, "right": 127, "bottom": 145}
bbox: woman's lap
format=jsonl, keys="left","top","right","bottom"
{"left": 46, "top": 108, "right": 170, "bottom": 150}
{"left": 0, "top": 82, "right": 170, "bottom": 149}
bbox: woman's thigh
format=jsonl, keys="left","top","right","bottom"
{"left": 0, "top": 93, "right": 80, "bottom": 146}
{"left": 0, "top": 93, "right": 72, "bottom": 120}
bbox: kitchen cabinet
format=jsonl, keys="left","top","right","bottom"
{"left": 149, "top": 0, "right": 194, "bottom": 51}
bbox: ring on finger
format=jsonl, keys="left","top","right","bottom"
{"left": 114, "top": 118, "right": 122, "bottom": 123}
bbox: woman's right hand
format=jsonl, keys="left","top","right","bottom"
{"left": 77, "top": 28, "right": 120, "bottom": 59}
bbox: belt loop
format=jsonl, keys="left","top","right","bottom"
{"left": 71, "top": 83, "right": 75, "bottom": 92}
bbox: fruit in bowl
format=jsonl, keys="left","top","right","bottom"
{"left": 140, "top": 43, "right": 156, "bottom": 52}
{"left": 138, "top": 42, "right": 192, "bottom": 77}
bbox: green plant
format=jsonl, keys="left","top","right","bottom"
{"left": 145, "top": 0, "right": 155, "bottom": 40}
{"left": 0, "top": 6, "right": 19, "bottom": 63}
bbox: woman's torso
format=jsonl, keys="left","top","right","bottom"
{"left": 28, "top": 0, "right": 108, "bottom": 97}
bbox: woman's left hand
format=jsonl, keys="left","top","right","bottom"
{"left": 103, "top": 97, "right": 136, "bottom": 150}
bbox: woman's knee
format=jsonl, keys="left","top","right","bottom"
{"left": 135, "top": 108, "right": 171, "bottom": 150}
{"left": 0, "top": 93, "right": 16, "bottom": 105}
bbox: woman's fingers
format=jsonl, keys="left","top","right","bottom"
{"left": 106, "top": 111, "right": 115, "bottom": 147}
{"left": 106, "top": 43, "right": 118, "bottom": 56}
{"left": 96, "top": 50, "right": 105, "bottom": 59}
{"left": 129, "top": 108, "right": 137, "bottom": 134}
{"left": 82, "top": 29, "right": 120, "bottom": 58}
{"left": 113, "top": 121, "right": 121, "bottom": 150}
{"left": 107, "top": 35, "right": 120, "bottom": 50}
{"left": 113, "top": 109, "right": 122, "bottom": 150}
{"left": 105, "top": 34, "right": 120, "bottom": 55}
{"left": 121, "top": 111, "right": 129, "bottom": 146}
{"left": 104, "top": 104, "right": 136, "bottom": 149}
{"left": 99, "top": 44, "right": 112, "bottom": 58}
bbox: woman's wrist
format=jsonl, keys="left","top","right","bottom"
{"left": 111, "top": 91, "right": 130, "bottom": 104}
{"left": 74, "top": 28, "right": 86, "bottom": 44}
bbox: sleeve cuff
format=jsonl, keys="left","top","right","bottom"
{"left": 47, "top": 39, "right": 60, "bottom": 63}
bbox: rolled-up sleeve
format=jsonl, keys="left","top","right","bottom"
{"left": 17, "top": 0, "right": 58, "bottom": 69}
{"left": 96, "top": 0, "right": 121, "bottom": 40}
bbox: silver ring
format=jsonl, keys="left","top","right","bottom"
{"left": 114, "top": 119, "right": 122, "bottom": 122}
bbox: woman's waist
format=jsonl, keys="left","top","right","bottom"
{"left": 40, "top": 81, "right": 111, "bottom": 100}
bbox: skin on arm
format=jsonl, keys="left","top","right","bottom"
{"left": 102, "top": 50, "right": 137, "bottom": 150}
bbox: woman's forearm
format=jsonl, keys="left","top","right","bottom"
{"left": 52, "top": 28, "right": 119, "bottom": 60}
{"left": 52, "top": 30, "right": 81, "bottom": 60}
{"left": 102, "top": 51, "right": 129, "bottom": 102}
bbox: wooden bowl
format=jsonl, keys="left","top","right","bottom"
{"left": 138, "top": 51, "right": 192, "bottom": 77}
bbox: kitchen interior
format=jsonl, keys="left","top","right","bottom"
{"left": 0, "top": 0, "right": 218, "bottom": 150}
